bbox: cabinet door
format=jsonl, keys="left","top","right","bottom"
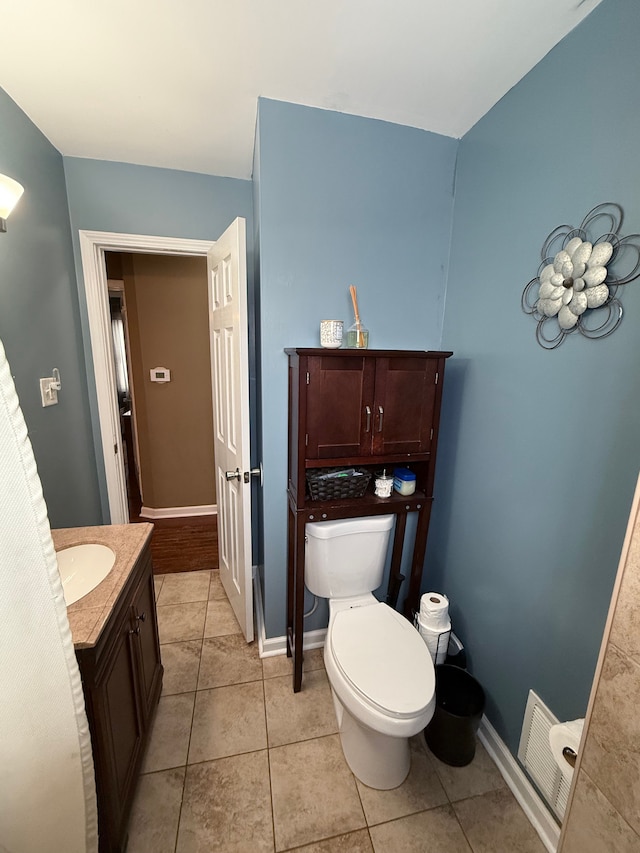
{"left": 131, "top": 563, "right": 163, "bottom": 724}
{"left": 305, "top": 355, "right": 375, "bottom": 459}
{"left": 372, "top": 356, "right": 438, "bottom": 455}
{"left": 93, "top": 617, "right": 143, "bottom": 845}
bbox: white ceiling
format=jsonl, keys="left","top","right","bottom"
{"left": 0, "top": 0, "right": 601, "bottom": 181}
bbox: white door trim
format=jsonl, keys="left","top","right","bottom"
{"left": 79, "top": 230, "right": 216, "bottom": 524}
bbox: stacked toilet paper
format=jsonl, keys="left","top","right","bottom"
{"left": 548, "top": 718, "right": 584, "bottom": 781}
{"left": 415, "top": 592, "right": 451, "bottom": 665}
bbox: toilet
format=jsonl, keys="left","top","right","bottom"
{"left": 305, "top": 514, "right": 436, "bottom": 790}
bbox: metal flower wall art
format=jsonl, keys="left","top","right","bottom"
{"left": 522, "top": 203, "right": 640, "bottom": 349}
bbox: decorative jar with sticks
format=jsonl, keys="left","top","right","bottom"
{"left": 347, "top": 285, "right": 369, "bottom": 348}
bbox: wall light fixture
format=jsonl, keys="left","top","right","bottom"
{"left": 0, "top": 173, "right": 25, "bottom": 232}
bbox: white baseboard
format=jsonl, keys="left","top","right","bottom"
{"left": 253, "top": 572, "right": 326, "bottom": 658}
{"left": 140, "top": 504, "right": 217, "bottom": 519}
{"left": 478, "top": 716, "right": 560, "bottom": 853}
{"left": 259, "top": 627, "right": 327, "bottom": 658}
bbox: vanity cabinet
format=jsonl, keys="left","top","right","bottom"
{"left": 75, "top": 543, "right": 163, "bottom": 853}
{"left": 286, "top": 348, "right": 452, "bottom": 692}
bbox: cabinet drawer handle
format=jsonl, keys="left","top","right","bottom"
{"left": 378, "top": 406, "right": 384, "bottom": 432}
{"left": 365, "top": 406, "right": 371, "bottom": 433}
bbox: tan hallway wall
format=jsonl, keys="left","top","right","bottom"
{"left": 123, "top": 253, "right": 215, "bottom": 511}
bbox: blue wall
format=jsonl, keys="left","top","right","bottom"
{"left": 3, "top": 0, "right": 634, "bottom": 767}
{"left": 0, "top": 88, "right": 101, "bottom": 527}
{"left": 428, "top": 0, "right": 640, "bottom": 753}
{"left": 63, "top": 158, "right": 255, "bottom": 519}
{"left": 256, "top": 99, "right": 458, "bottom": 637}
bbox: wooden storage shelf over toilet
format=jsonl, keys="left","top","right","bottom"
{"left": 286, "top": 348, "right": 452, "bottom": 692}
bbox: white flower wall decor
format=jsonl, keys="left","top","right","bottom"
{"left": 522, "top": 203, "right": 640, "bottom": 349}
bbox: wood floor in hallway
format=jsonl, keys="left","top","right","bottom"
{"left": 127, "top": 463, "right": 218, "bottom": 575}
{"left": 140, "top": 514, "right": 218, "bottom": 575}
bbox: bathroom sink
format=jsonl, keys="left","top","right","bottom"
{"left": 56, "top": 544, "right": 116, "bottom": 605}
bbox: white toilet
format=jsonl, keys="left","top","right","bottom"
{"left": 305, "top": 514, "right": 436, "bottom": 790}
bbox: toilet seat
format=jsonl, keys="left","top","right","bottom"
{"left": 329, "top": 603, "right": 434, "bottom": 719}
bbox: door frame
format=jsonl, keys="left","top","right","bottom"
{"left": 79, "top": 230, "right": 216, "bottom": 524}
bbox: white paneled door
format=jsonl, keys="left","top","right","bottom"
{"left": 207, "top": 218, "right": 254, "bottom": 642}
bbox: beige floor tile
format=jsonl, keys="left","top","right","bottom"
{"left": 198, "top": 634, "right": 263, "bottom": 689}
{"left": 262, "top": 647, "right": 325, "bottom": 679}
{"left": 208, "top": 570, "right": 227, "bottom": 600}
{"left": 356, "top": 736, "right": 448, "bottom": 826}
{"left": 142, "top": 692, "right": 195, "bottom": 773}
{"left": 369, "top": 805, "right": 472, "bottom": 853}
{"left": 203, "top": 598, "right": 242, "bottom": 638}
{"left": 127, "top": 767, "right": 185, "bottom": 853}
{"left": 156, "top": 570, "right": 211, "bottom": 605}
{"left": 428, "top": 740, "right": 506, "bottom": 803}
{"left": 154, "top": 575, "right": 165, "bottom": 601}
{"left": 453, "top": 788, "right": 546, "bottom": 853}
{"left": 160, "top": 640, "right": 202, "bottom": 695}
{"left": 265, "top": 669, "right": 338, "bottom": 747}
{"left": 157, "top": 601, "right": 207, "bottom": 644}
{"left": 270, "top": 734, "right": 366, "bottom": 851}
{"left": 188, "top": 681, "right": 267, "bottom": 763}
{"left": 285, "top": 828, "right": 374, "bottom": 852}
{"left": 177, "top": 751, "right": 274, "bottom": 853}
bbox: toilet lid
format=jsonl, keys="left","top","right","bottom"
{"left": 330, "top": 603, "right": 434, "bottom": 718}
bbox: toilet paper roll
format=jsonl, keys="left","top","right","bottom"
{"left": 549, "top": 718, "right": 585, "bottom": 780}
{"left": 419, "top": 592, "right": 450, "bottom": 629}
{"left": 416, "top": 616, "right": 451, "bottom": 665}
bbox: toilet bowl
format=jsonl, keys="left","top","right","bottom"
{"left": 325, "top": 596, "right": 435, "bottom": 788}
{"left": 305, "top": 515, "right": 435, "bottom": 790}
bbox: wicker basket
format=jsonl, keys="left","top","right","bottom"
{"left": 306, "top": 467, "right": 371, "bottom": 501}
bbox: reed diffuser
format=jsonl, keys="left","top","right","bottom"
{"left": 347, "top": 285, "right": 369, "bottom": 348}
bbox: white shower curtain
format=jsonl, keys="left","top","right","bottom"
{"left": 0, "top": 338, "right": 97, "bottom": 853}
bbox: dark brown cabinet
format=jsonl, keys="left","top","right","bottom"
{"left": 286, "top": 349, "right": 452, "bottom": 692}
{"left": 75, "top": 543, "right": 163, "bottom": 853}
{"left": 304, "top": 353, "right": 439, "bottom": 460}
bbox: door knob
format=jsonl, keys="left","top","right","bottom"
{"left": 226, "top": 465, "right": 263, "bottom": 485}
{"left": 243, "top": 464, "right": 263, "bottom": 486}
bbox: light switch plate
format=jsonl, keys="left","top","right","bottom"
{"left": 40, "top": 377, "right": 58, "bottom": 407}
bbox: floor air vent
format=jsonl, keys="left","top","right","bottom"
{"left": 517, "top": 690, "right": 568, "bottom": 821}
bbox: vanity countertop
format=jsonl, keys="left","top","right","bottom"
{"left": 52, "top": 523, "right": 154, "bottom": 649}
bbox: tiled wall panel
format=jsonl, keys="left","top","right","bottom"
{"left": 560, "top": 484, "right": 640, "bottom": 852}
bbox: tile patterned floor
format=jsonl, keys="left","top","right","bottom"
{"left": 127, "top": 570, "right": 548, "bottom": 853}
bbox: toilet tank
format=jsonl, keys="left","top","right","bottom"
{"left": 305, "top": 515, "right": 394, "bottom": 599}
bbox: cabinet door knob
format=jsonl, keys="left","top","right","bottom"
{"left": 129, "top": 626, "right": 140, "bottom": 636}
{"left": 136, "top": 611, "right": 146, "bottom": 623}
{"left": 364, "top": 406, "right": 371, "bottom": 433}
{"left": 378, "top": 406, "right": 384, "bottom": 432}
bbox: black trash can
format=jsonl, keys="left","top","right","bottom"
{"left": 425, "top": 664, "right": 485, "bottom": 766}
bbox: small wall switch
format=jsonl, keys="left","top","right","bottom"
{"left": 40, "top": 377, "right": 59, "bottom": 407}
